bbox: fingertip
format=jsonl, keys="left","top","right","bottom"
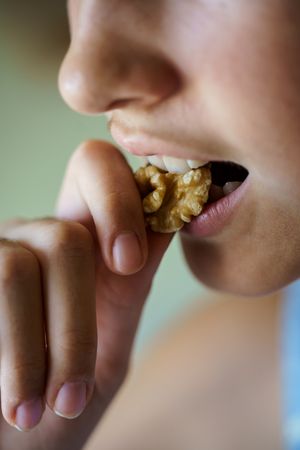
{"left": 1, "top": 396, "right": 44, "bottom": 432}
{"left": 53, "top": 382, "right": 87, "bottom": 420}
{"left": 112, "top": 231, "right": 147, "bottom": 275}
{"left": 14, "top": 398, "right": 44, "bottom": 432}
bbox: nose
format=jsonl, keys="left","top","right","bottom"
{"left": 59, "top": 34, "right": 180, "bottom": 115}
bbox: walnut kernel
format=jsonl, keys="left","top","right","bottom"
{"left": 134, "top": 165, "right": 211, "bottom": 233}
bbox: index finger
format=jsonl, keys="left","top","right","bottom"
{"left": 55, "top": 140, "right": 147, "bottom": 275}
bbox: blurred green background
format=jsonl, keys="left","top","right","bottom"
{"left": 0, "top": 3, "right": 207, "bottom": 355}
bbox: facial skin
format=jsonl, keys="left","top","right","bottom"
{"left": 60, "top": 0, "right": 300, "bottom": 296}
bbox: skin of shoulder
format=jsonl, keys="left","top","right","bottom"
{"left": 85, "top": 291, "right": 283, "bottom": 450}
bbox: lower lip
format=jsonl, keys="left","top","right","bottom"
{"left": 182, "top": 176, "right": 250, "bottom": 238}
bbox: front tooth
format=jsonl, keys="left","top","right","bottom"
{"left": 223, "top": 181, "right": 242, "bottom": 195}
{"left": 187, "top": 159, "right": 209, "bottom": 169}
{"left": 163, "top": 156, "right": 190, "bottom": 174}
{"left": 148, "top": 155, "right": 167, "bottom": 171}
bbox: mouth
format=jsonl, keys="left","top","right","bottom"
{"left": 139, "top": 154, "right": 249, "bottom": 203}
{"left": 109, "top": 122, "right": 249, "bottom": 196}
{"left": 109, "top": 124, "right": 250, "bottom": 236}
{"left": 186, "top": 160, "right": 250, "bottom": 237}
{"left": 138, "top": 155, "right": 250, "bottom": 237}
{"left": 208, "top": 160, "right": 249, "bottom": 203}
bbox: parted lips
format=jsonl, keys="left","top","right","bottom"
{"left": 134, "top": 164, "right": 212, "bottom": 233}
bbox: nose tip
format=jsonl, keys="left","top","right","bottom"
{"left": 59, "top": 46, "right": 181, "bottom": 115}
{"left": 58, "top": 61, "right": 105, "bottom": 115}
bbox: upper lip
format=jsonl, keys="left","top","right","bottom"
{"left": 107, "top": 117, "right": 226, "bottom": 162}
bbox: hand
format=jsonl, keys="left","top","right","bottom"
{"left": 0, "top": 141, "right": 172, "bottom": 450}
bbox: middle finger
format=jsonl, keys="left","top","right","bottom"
{"left": 3, "top": 219, "right": 97, "bottom": 420}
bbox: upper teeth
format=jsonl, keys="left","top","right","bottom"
{"left": 140, "top": 155, "right": 209, "bottom": 174}
{"left": 138, "top": 156, "right": 244, "bottom": 198}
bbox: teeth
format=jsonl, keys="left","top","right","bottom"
{"left": 143, "top": 155, "right": 209, "bottom": 174}
{"left": 163, "top": 156, "right": 190, "bottom": 173}
{"left": 148, "top": 155, "right": 167, "bottom": 171}
{"left": 223, "top": 181, "right": 242, "bottom": 195}
{"left": 187, "top": 159, "right": 209, "bottom": 169}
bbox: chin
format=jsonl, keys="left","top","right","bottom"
{"left": 180, "top": 234, "right": 300, "bottom": 297}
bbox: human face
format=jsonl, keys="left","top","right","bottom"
{"left": 59, "top": 0, "right": 300, "bottom": 296}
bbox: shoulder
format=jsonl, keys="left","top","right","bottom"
{"left": 85, "top": 291, "right": 283, "bottom": 450}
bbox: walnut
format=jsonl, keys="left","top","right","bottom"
{"left": 134, "top": 165, "right": 212, "bottom": 233}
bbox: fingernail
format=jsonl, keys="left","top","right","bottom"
{"left": 54, "top": 382, "right": 87, "bottom": 419}
{"left": 15, "top": 398, "right": 43, "bottom": 431}
{"left": 113, "top": 232, "right": 143, "bottom": 274}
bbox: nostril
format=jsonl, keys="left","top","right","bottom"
{"left": 107, "top": 98, "right": 138, "bottom": 111}
{"left": 58, "top": 59, "right": 136, "bottom": 114}
{"left": 59, "top": 44, "right": 182, "bottom": 115}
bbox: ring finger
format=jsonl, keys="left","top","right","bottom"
{"left": 0, "top": 239, "right": 45, "bottom": 431}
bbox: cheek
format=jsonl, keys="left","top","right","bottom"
{"left": 181, "top": 231, "right": 300, "bottom": 296}
{"left": 195, "top": 17, "right": 300, "bottom": 213}
{"left": 172, "top": 2, "right": 300, "bottom": 295}
{"left": 180, "top": 184, "right": 300, "bottom": 296}
{"left": 202, "top": 9, "right": 300, "bottom": 160}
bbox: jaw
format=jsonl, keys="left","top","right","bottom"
{"left": 180, "top": 188, "right": 300, "bottom": 297}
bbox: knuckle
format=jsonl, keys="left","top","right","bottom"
{"left": 64, "top": 330, "right": 96, "bottom": 352}
{"left": 71, "top": 140, "right": 125, "bottom": 173}
{"left": 57, "top": 330, "right": 97, "bottom": 373}
{"left": 44, "top": 221, "right": 93, "bottom": 260}
{"left": 0, "top": 246, "right": 38, "bottom": 288}
{"left": 10, "top": 358, "right": 45, "bottom": 390}
{"left": 74, "top": 140, "right": 100, "bottom": 162}
{"left": 75, "top": 140, "right": 122, "bottom": 163}
{"left": 71, "top": 141, "right": 101, "bottom": 170}
{"left": 104, "top": 190, "right": 134, "bottom": 211}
